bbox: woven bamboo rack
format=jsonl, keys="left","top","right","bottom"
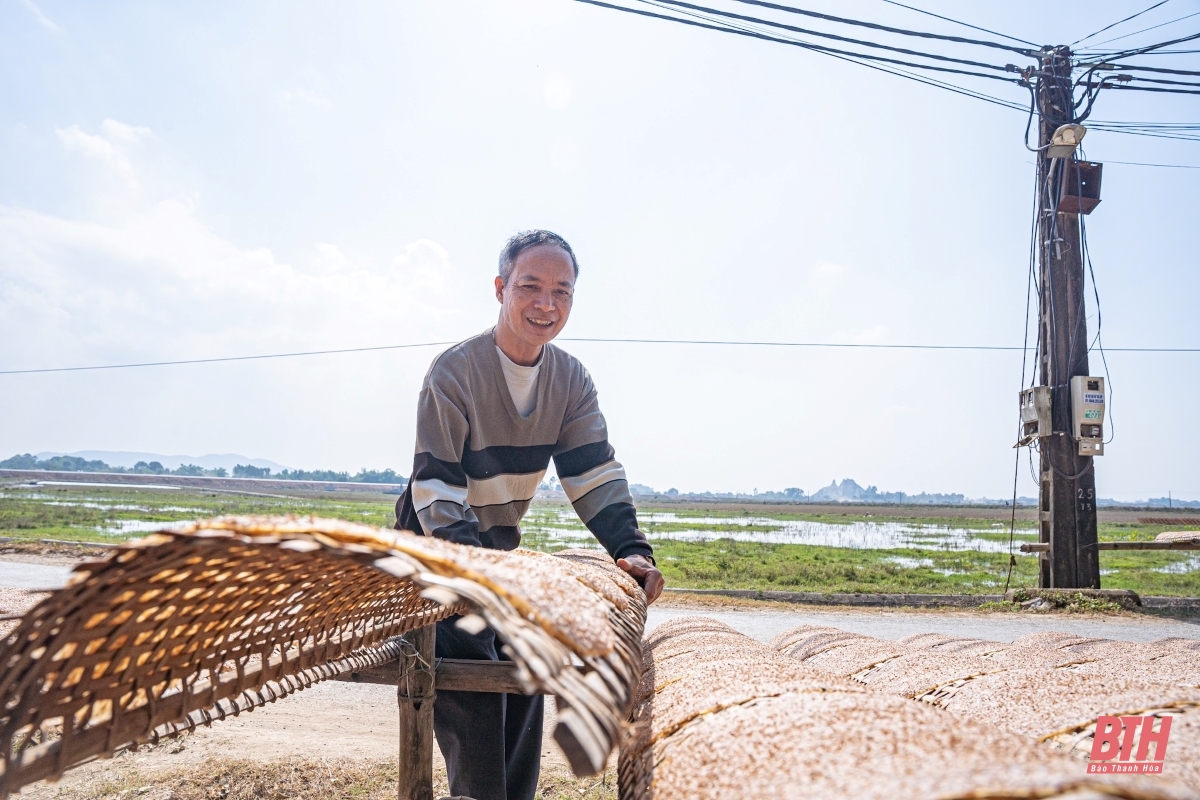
{"left": 623, "top": 617, "right": 1193, "bottom": 799}
{"left": 772, "top": 624, "right": 1200, "bottom": 792}
{"left": 0, "top": 516, "right": 646, "bottom": 799}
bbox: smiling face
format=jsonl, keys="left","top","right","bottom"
{"left": 494, "top": 243, "right": 576, "bottom": 365}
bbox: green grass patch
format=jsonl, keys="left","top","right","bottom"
{"left": 651, "top": 539, "right": 1033, "bottom": 594}
{"left": 0, "top": 485, "right": 397, "bottom": 543}
{"left": 3, "top": 489, "right": 1195, "bottom": 596}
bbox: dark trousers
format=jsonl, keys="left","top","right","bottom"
{"left": 434, "top": 616, "right": 544, "bottom": 800}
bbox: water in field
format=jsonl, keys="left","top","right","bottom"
{"left": 1156, "top": 555, "right": 1200, "bottom": 574}
{"left": 520, "top": 508, "right": 1036, "bottom": 554}
{"left": 97, "top": 519, "right": 177, "bottom": 535}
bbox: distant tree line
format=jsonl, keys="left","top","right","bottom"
{"left": 239, "top": 465, "right": 405, "bottom": 484}
{"left": 0, "top": 453, "right": 229, "bottom": 477}
{"left": 0, "top": 454, "right": 407, "bottom": 484}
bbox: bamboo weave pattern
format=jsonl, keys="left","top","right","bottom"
{"left": 0, "top": 516, "right": 646, "bottom": 797}
{"left": 772, "top": 624, "right": 1200, "bottom": 792}
{"left": 624, "top": 617, "right": 1191, "bottom": 800}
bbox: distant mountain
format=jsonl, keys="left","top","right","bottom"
{"left": 35, "top": 451, "right": 289, "bottom": 472}
{"left": 811, "top": 479, "right": 871, "bottom": 502}
{"left": 810, "top": 478, "right": 965, "bottom": 505}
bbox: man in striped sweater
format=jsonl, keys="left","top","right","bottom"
{"left": 395, "top": 229, "right": 663, "bottom": 800}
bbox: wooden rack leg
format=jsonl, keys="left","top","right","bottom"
{"left": 398, "top": 624, "right": 436, "bottom": 800}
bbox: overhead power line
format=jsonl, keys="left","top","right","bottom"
{"left": 574, "top": 0, "right": 1029, "bottom": 111}
{"left": 874, "top": 0, "right": 1037, "bottom": 47}
{"left": 1084, "top": 9, "right": 1200, "bottom": 49}
{"left": 579, "top": 0, "right": 1200, "bottom": 141}
{"left": 641, "top": 0, "right": 1021, "bottom": 72}
{"left": 1094, "top": 62, "right": 1200, "bottom": 76}
{"left": 1108, "top": 82, "right": 1200, "bottom": 95}
{"left": 1087, "top": 123, "right": 1200, "bottom": 141}
{"left": 1088, "top": 119, "right": 1200, "bottom": 127}
{"left": 3, "top": 338, "right": 1197, "bottom": 376}
{"left": 1074, "top": 0, "right": 1174, "bottom": 46}
{"left": 565, "top": 338, "right": 1198, "bottom": 352}
{"left": 1099, "top": 29, "right": 1200, "bottom": 60}
{"left": 1102, "top": 159, "right": 1200, "bottom": 167}
{"left": 1080, "top": 47, "right": 1200, "bottom": 54}
{"left": 723, "top": 0, "right": 1037, "bottom": 55}
{"left": 1115, "top": 74, "right": 1200, "bottom": 87}
{"left": 0, "top": 342, "right": 460, "bottom": 375}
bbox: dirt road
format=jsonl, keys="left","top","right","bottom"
{"left": 4, "top": 554, "right": 1197, "bottom": 800}
{"left": 2, "top": 553, "right": 1197, "bottom": 643}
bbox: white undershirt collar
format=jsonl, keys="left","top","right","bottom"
{"left": 496, "top": 345, "right": 541, "bottom": 418}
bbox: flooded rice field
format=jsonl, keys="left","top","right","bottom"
{"left": 2, "top": 484, "right": 1195, "bottom": 595}
{"left": 522, "top": 508, "right": 1036, "bottom": 554}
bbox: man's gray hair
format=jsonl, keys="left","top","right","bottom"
{"left": 498, "top": 230, "right": 580, "bottom": 284}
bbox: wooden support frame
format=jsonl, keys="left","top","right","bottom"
{"left": 341, "top": 656, "right": 536, "bottom": 693}
{"left": 397, "top": 625, "right": 437, "bottom": 800}
{"left": 1020, "top": 541, "right": 1200, "bottom": 553}
{"left": 385, "top": 624, "right": 570, "bottom": 800}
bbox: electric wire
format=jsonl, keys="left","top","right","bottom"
{"left": 1080, "top": 47, "right": 1200, "bottom": 54}
{"left": 1078, "top": 188, "right": 1116, "bottom": 446}
{"left": 1101, "top": 159, "right": 1200, "bottom": 167}
{"left": 874, "top": 0, "right": 1037, "bottom": 47}
{"left": 1088, "top": 118, "right": 1200, "bottom": 127}
{"left": 1029, "top": 143, "right": 1102, "bottom": 487}
{"left": 1085, "top": 43, "right": 1200, "bottom": 87}
{"left": 1030, "top": 150, "right": 1092, "bottom": 486}
{"left": 640, "top": 0, "right": 1023, "bottom": 72}
{"left": 573, "top": 0, "right": 1029, "bottom": 110}
{"left": 1065, "top": 160, "right": 1091, "bottom": 379}
{"left": 1003, "top": 443, "right": 1022, "bottom": 593}
{"left": 1095, "top": 29, "right": 1200, "bottom": 61}
{"left": 580, "top": 0, "right": 1200, "bottom": 136}
{"left": 1114, "top": 74, "right": 1200, "bottom": 87}
{"left": 1118, "top": 75, "right": 1200, "bottom": 88}
{"left": 1086, "top": 124, "right": 1200, "bottom": 142}
{"left": 1073, "top": 0, "right": 1174, "bottom": 46}
{"left": 1083, "top": 62, "right": 1200, "bottom": 77}
{"left": 3, "top": 338, "right": 1197, "bottom": 377}
{"left": 635, "top": 0, "right": 1019, "bottom": 80}
{"left": 1106, "top": 82, "right": 1200, "bottom": 94}
{"left": 1047, "top": 450, "right": 1097, "bottom": 481}
{"left": 1022, "top": 83, "right": 1042, "bottom": 151}
{"left": 1083, "top": 9, "right": 1200, "bottom": 50}
{"left": 1084, "top": 118, "right": 1200, "bottom": 138}
{"left": 723, "top": 0, "right": 1038, "bottom": 55}
{"left": 1005, "top": 160, "right": 1042, "bottom": 594}
{"left": 1025, "top": 160, "right": 1043, "bottom": 395}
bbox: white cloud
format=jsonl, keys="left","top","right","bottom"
{"left": 392, "top": 240, "right": 454, "bottom": 292}
{"left": 56, "top": 120, "right": 155, "bottom": 189}
{"left": 19, "top": 0, "right": 59, "bottom": 33}
{"left": 99, "top": 119, "right": 154, "bottom": 144}
{"left": 311, "top": 242, "right": 349, "bottom": 274}
{"left": 0, "top": 121, "right": 460, "bottom": 372}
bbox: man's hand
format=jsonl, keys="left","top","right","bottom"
{"left": 616, "top": 555, "right": 664, "bottom": 605}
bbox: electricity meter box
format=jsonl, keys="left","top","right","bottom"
{"left": 1071, "top": 376, "right": 1105, "bottom": 456}
{"left": 1018, "top": 386, "right": 1052, "bottom": 446}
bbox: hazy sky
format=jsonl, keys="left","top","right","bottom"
{"left": 2, "top": 0, "right": 1197, "bottom": 500}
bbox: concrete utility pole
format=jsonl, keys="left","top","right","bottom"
{"left": 1034, "top": 46, "right": 1101, "bottom": 589}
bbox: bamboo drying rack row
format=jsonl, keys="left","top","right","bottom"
{"left": 0, "top": 517, "right": 647, "bottom": 800}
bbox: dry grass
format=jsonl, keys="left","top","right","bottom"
{"left": 32, "top": 755, "right": 616, "bottom": 800}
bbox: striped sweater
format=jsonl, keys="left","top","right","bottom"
{"left": 395, "top": 329, "right": 653, "bottom": 562}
